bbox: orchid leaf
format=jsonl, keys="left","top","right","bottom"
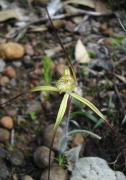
{"left": 93, "top": 117, "right": 105, "bottom": 130}
{"left": 26, "top": 86, "right": 58, "bottom": 93}
{"left": 60, "top": 129, "right": 101, "bottom": 153}
{"left": 68, "top": 129, "right": 101, "bottom": 139}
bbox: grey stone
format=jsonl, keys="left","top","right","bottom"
{"left": 12, "top": 61, "right": 22, "bottom": 68}
{"left": 7, "top": 149, "right": 24, "bottom": 166}
{"left": 70, "top": 157, "right": 126, "bottom": 180}
{"left": 42, "top": 124, "right": 65, "bottom": 152}
{"left": 23, "top": 100, "right": 42, "bottom": 114}
{"left": 9, "top": 78, "right": 17, "bottom": 87}
{"left": 0, "top": 159, "right": 9, "bottom": 179}
{"left": 33, "top": 146, "right": 54, "bottom": 168}
{"left": 0, "top": 58, "right": 6, "bottom": 72}
{"left": 40, "top": 165, "right": 68, "bottom": 180}
{"left": 23, "top": 55, "right": 32, "bottom": 65}
{"left": 65, "top": 145, "right": 82, "bottom": 163}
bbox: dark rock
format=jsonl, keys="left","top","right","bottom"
{"left": 0, "top": 128, "right": 10, "bottom": 141}
{"left": 7, "top": 149, "right": 24, "bottom": 166}
{"left": 0, "top": 159, "right": 9, "bottom": 179}
{"left": 40, "top": 164, "right": 68, "bottom": 180}
{"left": 42, "top": 124, "right": 65, "bottom": 152}
{"left": 33, "top": 146, "right": 54, "bottom": 168}
{"left": 22, "top": 100, "right": 42, "bottom": 115}
{"left": 0, "top": 147, "right": 6, "bottom": 160}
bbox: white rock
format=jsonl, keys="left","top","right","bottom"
{"left": 65, "top": 145, "right": 82, "bottom": 163}
{"left": 70, "top": 157, "right": 126, "bottom": 180}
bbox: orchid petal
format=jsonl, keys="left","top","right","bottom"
{"left": 26, "top": 86, "right": 58, "bottom": 93}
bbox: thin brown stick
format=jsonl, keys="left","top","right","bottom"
{"left": 0, "top": 92, "right": 27, "bottom": 107}
{"left": 45, "top": 7, "right": 76, "bottom": 84}
{"left": 48, "top": 133, "right": 55, "bottom": 180}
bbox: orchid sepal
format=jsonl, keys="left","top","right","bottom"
{"left": 26, "top": 86, "right": 58, "bottom": 93}
{"left": 69, "top": 92, "right": 110, "bottom": 126}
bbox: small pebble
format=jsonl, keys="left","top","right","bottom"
{"left": 72, "top": 133, "right": 84, "bottom": 147}
{"left": 0, "top": 147, "right": 6, "bottom": 159}
{"left": 65, "top": 21, "right": 74, "bottom": 32}
{"left": 88, "top": 81, "right": 96, "bottom": 88}
{"left": 30, "top": 73, "right": 39, "bottom": 80}
{"left": 43, "top": 101, "right": 52, "bottom": 111}
{"left": 0, "top": 159, "right": 9, "bottom": 179}
{"left": 40, "top": 164, "right": 68, "bottom": 180}
{"left": 3, "top": 66, "right": 16, "bottom": 78}
{"left": 23, "top": 100, "right": 43, "bottom": 114}
{"left": 100, "top": 23, "right": 107, "bottom": 31}
{"left": 0, "top": 116, "right": 13, "bottom": 130}
{"left": 50, "top": 61, "right": 56, "bottom": 70}
{"left": 24, "top": 43, "right": 34, "bottom": 56}
{"left": 33, "top": 146, "right": 54, "bottom": 168}
{"left": 6, "top": 109, "right": 17, "bottom": 118}
{"left": 12, "top": 61, "right": 22, "bottom": 68}
{"left": 104, "top": 27, "right": 114, "bottom": 36}
{"left": 0, "top": 58, "right": 6, "bottom": 73}
{"left": 34, "top": 68, "right": 42, "bottom": 76}
{"left": 40, "top": 91, "right": 48, "bottom": 103}
{"left": 23, "top": 55, "right": 32, "bottom": 65}
{"left": 0, "top": 128, "right": 10, "bottom": 141}
{"left": 42, "top": 124, "right": 65, "bottom": 151}
{"left": 7, "top": 149, "right": 24, "bottom": 166}
{"left": 0, "top": 42, "right": 24, "bottom": 60}
{"left": 0, "top": 76, "right": 9, "bottom": 86}
{"left": 9, "top": 78, "right": 17, "bottom": 87}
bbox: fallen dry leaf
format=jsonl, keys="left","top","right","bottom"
{"left": 29, "top": 25, "right": 47, "bottom": 32}
{"left": 63, "top": 0, "right": 95, "bottom": 9}
{"left": 64, "top": 0, "right": 110, "bottom": 15}
{"left": 0, "top": 42, "right": 24, "bottom": 60}
{"left": 113, "top": 73, "right": 126, "bottom": 83}
{"left": 75, "top": 39, "right": 90, "bottom": 64}
{"left": 95, "top": 1, "right": 107, "bottom": 12}
{"left": 0, "top": 10, "right": 19, "bottom": 22}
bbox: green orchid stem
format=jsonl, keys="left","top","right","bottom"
{"left": 64, "top": 96, "right": 72, "bottom": 152}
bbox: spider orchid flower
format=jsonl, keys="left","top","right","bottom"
{"left": 25, "top": 64, "right": 110, "bottom": 139}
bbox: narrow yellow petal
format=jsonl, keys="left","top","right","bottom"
{"left": 54, "top": 93, "right": 69, "bottom": 131}
{"left": 70, "top": 92, "right": 106, "bottom": 122}
{"left": 26, "top": 86, "right": 58, "bottom": 93}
